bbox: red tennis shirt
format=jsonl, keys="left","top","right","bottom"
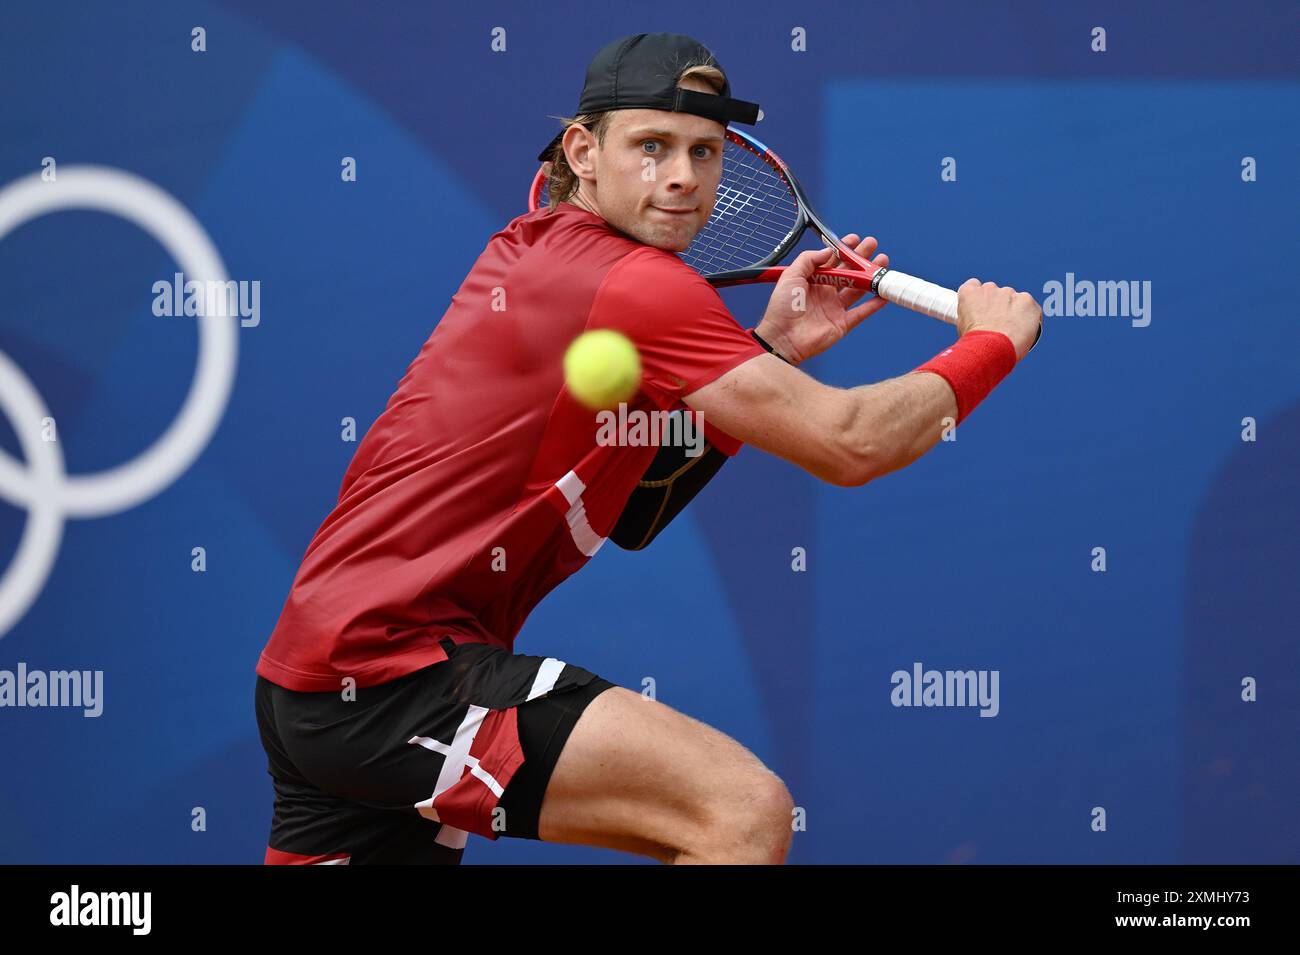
{"left": 255, "top": 202, "right": 766, "bottom": 691}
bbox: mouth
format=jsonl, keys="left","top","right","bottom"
{"left": 651, "top": 206, "right": 697, "bottom": 217}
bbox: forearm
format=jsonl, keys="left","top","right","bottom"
{"left": 843, "top": 370, "right": 958, "bottom": 483}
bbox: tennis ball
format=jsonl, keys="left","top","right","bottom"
{"left": 563, "top": 329, "right": 642, "bottom": 411}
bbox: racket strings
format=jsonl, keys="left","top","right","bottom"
{"left": 683, "top": 141, "right": 799, "bottom": 275}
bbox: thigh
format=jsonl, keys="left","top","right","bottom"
{"left": 533, "top": 687, "right": 786, "bottom": 861}
{"left": 494, "top": 674, "right": 617, "bottom": 841}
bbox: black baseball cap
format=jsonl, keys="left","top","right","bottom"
{"left": 536, "top": 33, "right": 761, "bottom": 163}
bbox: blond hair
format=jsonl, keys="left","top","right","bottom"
{"left": 541, "top": 63, "right": 727, "bottom": 209}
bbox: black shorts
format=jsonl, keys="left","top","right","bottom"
{"left": 255, "top": 635, "right": 616, "bottom": 864}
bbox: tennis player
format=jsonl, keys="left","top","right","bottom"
{"left": 253, "top": 32, "right": 1042, "bottom": 865}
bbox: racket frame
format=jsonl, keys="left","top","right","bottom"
{"left": 698, "top": 128, "right": 891, "bottom": 295}
{"left": 528, "top": 128, "right": 891, "bottom": 294}
{"left": 527, "top": 127, "right": 1040, "bottom": 351}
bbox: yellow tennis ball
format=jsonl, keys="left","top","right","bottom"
{"left": 563, "top": 329, "right": 642, "bottom": 411}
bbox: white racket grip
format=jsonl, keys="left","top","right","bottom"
{"left": 874, "top": 269, "right": 959, "bottom": 326}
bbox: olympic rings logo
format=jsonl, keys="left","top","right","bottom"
{"left": 0, "top": 167, "right": 237, "bottom": 638}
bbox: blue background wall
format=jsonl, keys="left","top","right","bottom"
{"left": 0, "top": 0, "right": 1296, "bottom": 864}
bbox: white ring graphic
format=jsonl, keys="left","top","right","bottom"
{"left": 0, "top": 166, "right": 236, "bottom": 637}
{"left": 0, "top": 352, "right": 64, "bottom": 637}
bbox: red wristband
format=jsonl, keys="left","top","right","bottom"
{"left": 910, "top": 330, "right": 1017, "bottom": 424}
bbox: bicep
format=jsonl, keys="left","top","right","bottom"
{"left": 681, "top": 353, "right": 867, "bottom": 487}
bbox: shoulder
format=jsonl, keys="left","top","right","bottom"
{"left": 599, "top": 245, "right": 723, "bottom": 308}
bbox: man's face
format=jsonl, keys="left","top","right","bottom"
{"left": 567, "top": 78, "right": 726, "bottom": 252}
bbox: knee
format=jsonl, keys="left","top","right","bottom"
{"left": 694, "top": 771, "right": 795, "bottom": 864}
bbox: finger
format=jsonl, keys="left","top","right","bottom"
{"left": 789, "top": 245, "right": 836, "bottom": 279}
{"left": 842, "top": 292, "right": 890, "bottom": 329}
{"left": 836, "top": 251, "right": 889, "bottom": 307}
{"left": 822, "top": 236, "right": 852, "bottom": 271}
{"left": 852, "top": 235, "right": 879, "bottom": 258}
{"left": 825, "top": 235, "right": 876, "bottom": 270}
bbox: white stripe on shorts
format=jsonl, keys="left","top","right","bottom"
{"left": 526, "top": 658, "right": 565, "bottom": 701}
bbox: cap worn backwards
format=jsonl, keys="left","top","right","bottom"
{"left": 536, "top": 33, "right": 761, "bottom": 163}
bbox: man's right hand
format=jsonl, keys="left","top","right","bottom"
{"left": 956, "top": 279, "right": 1043, "bottom": 361}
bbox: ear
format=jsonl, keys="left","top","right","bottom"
{"left": 563, "top": 124, "right": 598, "bottom": 179}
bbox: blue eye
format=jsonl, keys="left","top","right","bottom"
{"left": 642, "top": 141, "right": 659, "bottom": 154}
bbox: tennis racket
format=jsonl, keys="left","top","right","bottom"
{"left": 529, "top": 126, "right": 985, "bottom": 330}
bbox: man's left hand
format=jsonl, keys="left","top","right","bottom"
{"left": 754, "top": 234, "right": 889, "bottom": 366}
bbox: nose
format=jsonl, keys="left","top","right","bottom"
{"left": 660, "top": 149, "right": 698, "bottom": 195}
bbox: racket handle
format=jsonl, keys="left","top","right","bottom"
{"left": 873, "top": 269, "right": 959, "bottom": 326}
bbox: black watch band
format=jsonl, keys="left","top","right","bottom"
{"left": 750, "top": 328, "right": 794, "bottom": 365}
